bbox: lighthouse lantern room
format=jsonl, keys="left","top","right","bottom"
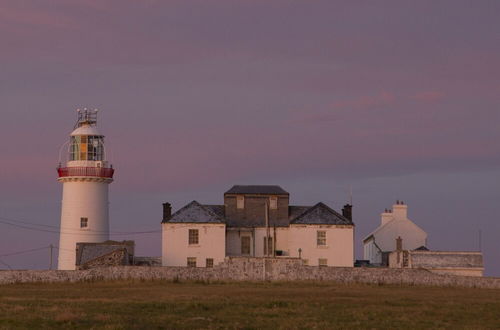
{"left": 57, "top": 109, "right": 114, "bottom": 270}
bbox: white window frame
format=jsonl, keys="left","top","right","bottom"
{"left": 317, "top": 230, "right": 327, "bottom": 246}
{"left": 318, "top": 258, "right": 328, "bottom": 267}
{"left": 188, "top": 229, "right": 199, "bottom": 245}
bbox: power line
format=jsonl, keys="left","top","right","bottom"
{"left": 0, "top": 216, "right": 60, "bottom": 229}
{"left": 0, "top": 217, "right": 161, "bottom": 235}
{"left": 0, "top": 216, "right": 160, "bottom": 233}
{"left": 0, "top": 245, "right": 51, "bottom": 257}
{"left": 0, "top": 258, "right": 12, "bottom": 270}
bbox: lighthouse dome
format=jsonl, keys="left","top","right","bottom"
{"left": 71, "top": 125, "right": 102, "bottom": 137}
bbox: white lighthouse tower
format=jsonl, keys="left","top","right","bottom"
{"left": 57, "top": 109, "right": 114, "bottom": 270}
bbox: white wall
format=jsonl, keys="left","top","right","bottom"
{"left": 252, "top": 227, "right": 289, "bottom": 257}
{"left": 58, "top": 180, "right": 110, "bottom": 270}
{"left": 226, "top": 229, "right": 254, "bottom": 256}
{"left": 162, "top": 223, "right": 226, "bottom": 267}
{"left": 226, "top": 228, "right": 289, "bottom": 257}
{"left": 363, "top": 239, "right": 382, "bottom": 265}
{"left": 288, "top": 225, "right": 354, "bottom": 267}
{"left": 372, "top": 220, "right": 427, "bottom": 252}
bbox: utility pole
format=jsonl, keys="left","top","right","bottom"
{"left": 349, "top": 185, "right": 353, "bottom": 205}
{"left": 265, "top": 202, "right": 270, "bottom": 257}
{"left": 479, "top": 229, "right": 482, "bottom": 252}
{"left": 49, "top": 244, "right": 53, "bottom": 270}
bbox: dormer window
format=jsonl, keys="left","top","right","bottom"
{"left": 237, "top": 195, "right": 244, "bottom": 209}
{"left": 269, "top": 196, "right": 278, "bottom": 210}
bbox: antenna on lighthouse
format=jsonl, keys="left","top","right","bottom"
{"left": 74, "top": 108, "right": 98, "bottom": 129}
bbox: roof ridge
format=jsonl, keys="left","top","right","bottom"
{"left": 166, "top": 200, "right": 225, "bottom": 223}
{"left": 166, "top": 200, "right": 200, "bottom": 221}
{"left": 290, "top": 202, "right": 352, "bottom": 225}
{"left": 224, "top": 185, "right": 289, "bottom": 195}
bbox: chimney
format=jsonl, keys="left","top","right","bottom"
{"left": 162, "top": 203, "right": 172, "bottom": 221}
{"left": 396, "top": 236, "right": 403, "bottom": 251}
{"left": 392, "top": 200, "right": 408, "bottom": 220}
{"left": 381, "top": 209, "right": 393, "bottom": 226}
{"left": 342, "top": 204, "right": 352, "bottom": 221}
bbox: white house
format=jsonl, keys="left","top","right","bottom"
{"left": 363, "top": 201, "right": 427, "bottom": 266}
{"left": 161, "top": 201, "right": 226, "bottom": 268}
{"left": 162, "top": 185, "right": 354, "bottom": 267}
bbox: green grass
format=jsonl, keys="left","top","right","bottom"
{"left": 0, "top": 280, "right": 499, "bottom": 329}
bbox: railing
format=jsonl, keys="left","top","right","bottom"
{"left": 57, "top": 167, "right": 114, "bottom": 179}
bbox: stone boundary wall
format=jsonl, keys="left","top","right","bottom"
{"left": 1, "top": 257, "right": 499, "bottom": 288}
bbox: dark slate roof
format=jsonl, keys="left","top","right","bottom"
{"left": 224, "top": 185, "right": 289, "bottom": 195}
{"left": 290, "top": 202, "right": 353, "bottom": 225}
{"left": 78, "top": 245, "right": 124, "bottom": 265}
{"left": 165, "top": 201, "right": 225, "bottom": 223}
{"left": 289, "top": 206, "right": 312, "bottom": 221}
{"left": 414, "top": 246, "right": 429, "bottom": 251}
{"left": 203, "top": 205, "right": 225, "bottom": 219}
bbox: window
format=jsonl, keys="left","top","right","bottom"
{"left": 80, "top": 217, "right": 88, "bottom": 228}
{"left": 317, "top": 231, "right": 326, "bottom": 246}
{"left": 263, "top": 236, "right": 273, "bottom": 256}
{"left": 269, "top": 196, "right": 278, "bottom": 210}
{"left": 69, "top": 135, "right": 105, "bottom": 161}
{"left": 206, "top": 258, "right": 214, "bottom": 268}
{"left": 188, "top": 229, "right": 199, "bottom": 245}
{"left": 241, "top": 236, "right": 251, "bottom": 255}
{"left": 318, "top": 258, "right": 328, "bottom": 267}
{"left": 237, "top": 195, "right": 245, "bottom": 209}
{"left": 303, "top": 259, "right": 309, "bottom": 265}
{"left": 187, "top": 257, "right": 196, "bottom": 267}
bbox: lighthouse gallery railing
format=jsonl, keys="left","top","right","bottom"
{"left": 57, "top": 167, "right": 114, "bottom": 179}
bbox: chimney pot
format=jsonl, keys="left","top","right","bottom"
{"left": 162, "top": 203, "right": 172, "bottom": 221}
{"left": 342, "top": 204, "right": 353, "bottom": 221}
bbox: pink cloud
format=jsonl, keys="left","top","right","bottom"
{"left": 411, "top": 91, "right": 445, "bottom": 103}
{"left": 289, "top": 91, "right": 396, "bottom": 124}
{"left": 0, "top": 4, "right": 73, "bottom": 29}
{"left": 331, "top": 91, "right": 396, "bottom": 110}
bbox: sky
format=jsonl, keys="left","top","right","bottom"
{"left": 0, "top": 0, "right": 499, "bottom": 275}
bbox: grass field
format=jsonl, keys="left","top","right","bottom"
{"left": 0, "top": 280, "right": 499, "bottom": 329}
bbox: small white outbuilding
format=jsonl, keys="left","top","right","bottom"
{"left": 363, "top": 201, "right": 427, "bottom": 266}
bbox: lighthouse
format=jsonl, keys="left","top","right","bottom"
{"left": 56, "top": 109, "right": 114, "bottom": 270}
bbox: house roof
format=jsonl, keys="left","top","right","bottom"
{"left": 290, "top": 202, "right": 353, "bottom": 225}
{"left": 77, "top": 245, "right": 125, "bottom": 265}
{"left": 289, "top": 206, "right": 312, "bottom": 221}
{"left": 164, "top": 201, "right": 225, "bottom": 223}
{"left": 203, "top": 204, "right": 225, "bottom": 219}
{"left": 224, "top": 185, "right": 289, "bottom": 195}
{"left": 165, "top": 201, "right": 352, "bottom": 227}
{"left": 363, "top": 217, "right": 427, "bottom": 242}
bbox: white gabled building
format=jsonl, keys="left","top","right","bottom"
{"left": 162, "top": 185, "right": 354, "bottom": 267}
{"left": 161, "top": 201, "right": 226, "bottom": 268}
{"left": 363, "top": 201, "right": 427, "bottom": 266}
